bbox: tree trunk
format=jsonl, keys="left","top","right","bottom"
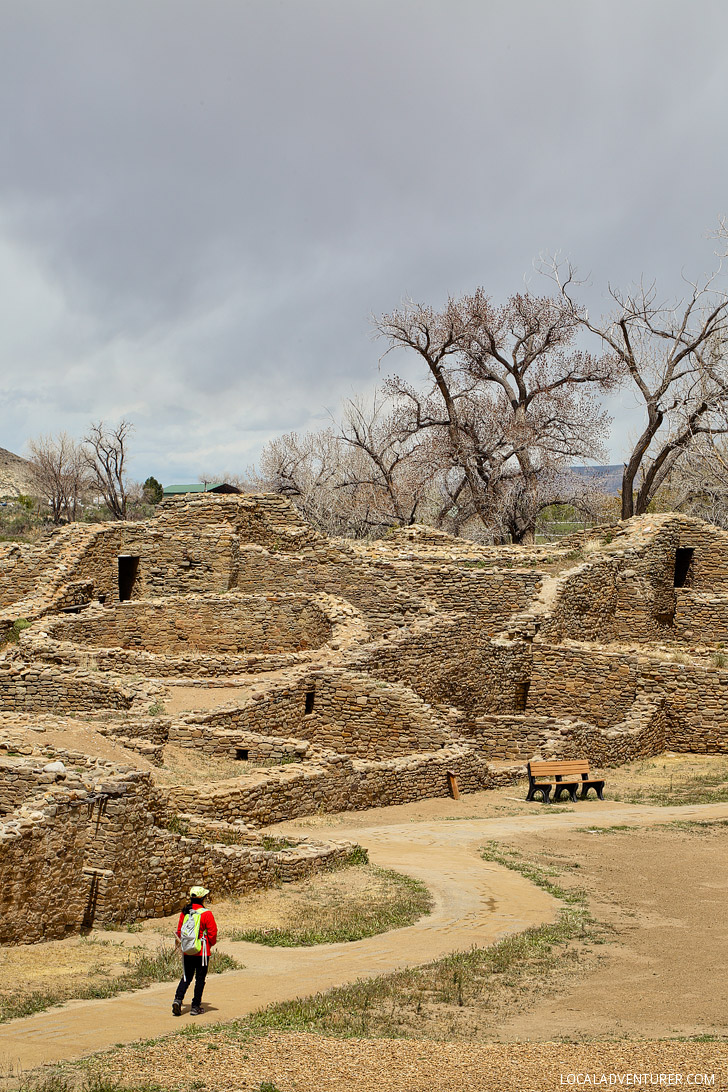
{"left": 512, "top": 525, "right": 535, "bottom": 545}
{"left": 621, "top": 405, "right": 664, "bottom": 520}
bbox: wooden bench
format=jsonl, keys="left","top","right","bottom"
{"left": 526, "top": 759, "right": 605, "bottom": 804}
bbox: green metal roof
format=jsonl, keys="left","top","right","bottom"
{"left": 162, "top": 483, "right": 223, "bottom": 494}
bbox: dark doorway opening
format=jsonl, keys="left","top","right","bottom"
{"left": 82, "top": 871, "right": 101, "bottom": 930}
{"left": 305, "top": 689, "right": 315, "bottom": 715}
{"left": 235, "top": 748, "right": 249, "bottom": 761}
{"left": 118, "top": 555, "right": 140, "bottom": 601}
{"left": 514, "top": 678, "right": 530, "bottom": 712}
{"left": 674, "top": 547, "right": 694, "bottom": 588}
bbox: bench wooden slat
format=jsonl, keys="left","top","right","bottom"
{"left": 526, "top": 758, "right": 605, "bottom": 804}
{"left": 529, "top": 760, "right": 590, "bottom": 775}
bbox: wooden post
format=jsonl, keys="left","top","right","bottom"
{"left": 447, "top": 770, "right": 459, "bottom": 799}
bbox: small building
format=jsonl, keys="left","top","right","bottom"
{"left": 162, "top": 482, "right": 242, "bottom": 497}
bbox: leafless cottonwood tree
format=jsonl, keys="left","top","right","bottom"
{"left": 337, "top": 393, "right": 432, "bottom": 529}
{"left": 658, "top": 431, "right": 728, "bottom": 528}
{"left": 257, "top": 428, "right": 355, "bottom": 535}
{"left": 27, "top": 432, "right": 88, "bottom": 523}
{"left": 83, "top": 420, "right": 132, "bottom": 520}
{"left": 256, "top": 393, "right": 435, "bottom": 538}
{"left": 374, "top": 291, "right": 616, "bottom": 542}
{"left": 549, "top": 259, "right": 728, "bottom": 520}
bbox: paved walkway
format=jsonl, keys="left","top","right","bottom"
{"left": 3, "top": 800, "right": 727, "bottom": 1073}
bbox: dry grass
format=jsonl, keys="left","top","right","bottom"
{"left": 607, "top": 752, "right": 728, "bottom": 806}
{"left": 143, "top": 863, "right": 431, "bottom": 948}
{"left": 16, "top": 1039, "right": 728, "bottom": 1092}
{"left": 230, "top": 866, "right": 431, "bottom": 946}
{"left": 153, "top": 745, "right": 251, "bottom": 786}
{"left": 0, "top": 941, "right": 239, "bottom": 1025}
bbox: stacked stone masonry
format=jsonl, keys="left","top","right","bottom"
{"left": 4, "top": 498, "right": 728, "bottom": 943}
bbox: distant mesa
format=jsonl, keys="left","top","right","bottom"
{"left": 570, "top": 464, "right": 622, "bottom": 496}
{"left": 0, "top": 447, "right": 38, "bottom": 499}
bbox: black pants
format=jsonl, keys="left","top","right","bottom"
{"left": 174, "top": 953, "right": 209, "bottom": 1007}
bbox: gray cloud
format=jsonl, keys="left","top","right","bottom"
{"left": 1, "top": 0, "right": 727, "bottom": 482}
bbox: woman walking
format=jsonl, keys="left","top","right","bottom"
{"left": 172, "top": 885, "right": 218, "bottom": 1016}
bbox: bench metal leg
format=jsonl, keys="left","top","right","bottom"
{"left": 580, "top": 782, "right": 606, "bottom": 801}
{"left": 526, "top": 785, "right": 552, "bottom": 803}
{"left": 554, "top": 782, "right": 579, "bottom": 803}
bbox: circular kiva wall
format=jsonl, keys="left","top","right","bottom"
{"left": 44, "top": 594, "right": 333, "bottom": 656}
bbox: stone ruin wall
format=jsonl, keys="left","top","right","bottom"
{"left": 462, "top": 694, "right": 668, "bottom": 766}
{"left": 1, "top": 492, "right": 544, "bottom": 644}
{"left": 0, "top": 756, "right": 360, "bottom": 945}
{"left": 164, "top": 744, "right": 509, "bottom": 828}
{"left": 168, "top": 723, "right": 311, "bottom": 765}
{"left": 528, "top": 642, "right": 728, "bottom": 753}
{"left": 181, "top": 668, "right": 453, "bottom": 760}
{"left": 44, "top": 595, "right": 332, "bottom": 655}
{"left": 6, "top": 501, "right": 728, "bottom": 945}
{"left": 158, "top": 492, "right": 322, "bottom": 549}
{"left": 351, "top": 618, "right": 532, "bottom": 721}
{"left": 674, "top": 594, "right": 728, "bottom": 643}
{"left": 543, "top": 518, "right": 728, "bottom": 647}
{"left": 0, "top": 801, "right": 88, "bottom": 945}
{"left": 677, "top": 523, "right": 728, "bottom": 592}
{"left": 0, "top": 657, "right": 146, "bottom": 713}
{"left": 0, "top": 540, "right": 42, "bottom": 608}
{"left": 0, "top": 492, "right": 321, "bottom": 627}
{"left": 231, "top": 548, "right": 542, "bottom": 635}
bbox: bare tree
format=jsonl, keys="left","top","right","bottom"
{"left": 658, "top": 430, "right": 728, "bottom": 528}
{"left": 257, "top": 428, "right": 354, "bottom": 535}
{"left": 83, "top": 420, "right": 132, "bottom": 520}
{"left": 27, "top": 432, "right": 88, "bottom": 524}
{"left": 256, "top": 396, "right": 436, "bottom": 539}
{"left": 337, "top": 392, "right": 432, "bottom": 529}
{"left": 549, "top": 259, "right": 728, "bottom": 519}
{"left": 374, "top": 291, "right": 615, "bottom": 542}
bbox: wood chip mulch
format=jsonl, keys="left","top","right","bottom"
{"left": 95, "top": 1031, "right": 728, "bottom": 1091}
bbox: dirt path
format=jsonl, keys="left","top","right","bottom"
{"left": 0, "top": 830, "right": 556, "bottom": 1071}
{"left": 2, "top": 800, "right": 728, "bottom": 1073}
{"left": 494, "top": 820, "right": 728, "bottom": 1042}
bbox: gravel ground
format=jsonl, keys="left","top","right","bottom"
{"left": 92, "top": 1032, "right": 728, "bottom": 1091}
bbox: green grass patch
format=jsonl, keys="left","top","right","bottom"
{"left": 479, "top": 840, "right": 588, "bottom": 906}
{"left": 258, "top": 835, "right": 297, "bottom": 852}
{"left": 665, "top": 817, "right": 728, "bottom": 833}
{"left": 0, "top": 617, "right": 31, "bottom": 648}
{"left": 231, "top": 866, "right": 431, "bottom": 946}
{"left": 164, "top": 813, "right": 191, "bottom": 836}
{"left": 0, "top": 946, "right": 240, "bottom": 1025}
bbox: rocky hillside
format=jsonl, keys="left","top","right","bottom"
{"left": 0, "top": 446, "right": 37, "bottom": 497}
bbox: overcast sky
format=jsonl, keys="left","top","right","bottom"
{"left": 1, "top": 0, "right": 727, "bottom": 483}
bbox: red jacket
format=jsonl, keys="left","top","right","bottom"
{"left": 176, "top": 902, "right": 217, "bottom": 958}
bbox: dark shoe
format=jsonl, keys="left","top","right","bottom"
{"left": 190, "top": 1005, "right": 203, "bottom": 1015}
{"left": 172, "top": 999, "right": 182, "bottom": 1016}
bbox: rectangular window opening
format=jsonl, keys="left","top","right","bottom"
{"left": 304, "top": 689, "right": 315, "bottom": 715}
{"left": 235, "top": 748, "right": 249, "bottom": 761}
{"left": 674, "top": 547, "right": 694, "bottom": 588}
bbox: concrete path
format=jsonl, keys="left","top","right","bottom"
{"left": 3, "top": 800, "right": 728, "bottom": 1073}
